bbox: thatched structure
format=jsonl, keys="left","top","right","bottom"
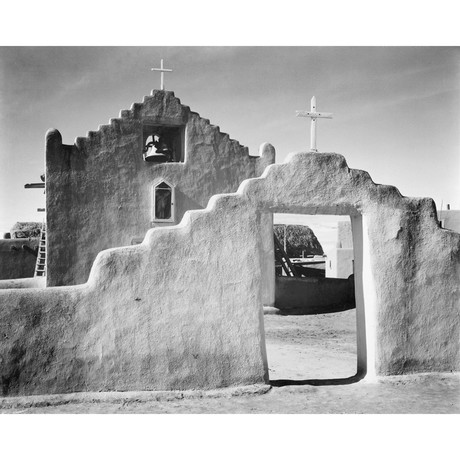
{"left": 274, "top": 224, "right": 324, "bottom": 257}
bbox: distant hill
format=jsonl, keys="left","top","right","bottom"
{"left": 274, "top": 224, "right": 324, "bottom": 257}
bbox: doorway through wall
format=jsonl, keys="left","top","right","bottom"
{"left": 262, "top": 212, "right": 366, "bottom": 383}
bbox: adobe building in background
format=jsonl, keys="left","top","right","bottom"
{"left": 326, "top": 221, "right": 354, "bottom": 279}
{"left": 45, "top": 90, "right": 275, "bottom": 287}
{"left": 0, "top": 224, "right": 40, "bottom": 281}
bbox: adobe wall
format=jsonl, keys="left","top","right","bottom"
{"left": 46, "top": 90, "right": 275, "bottom": 287}
{"left": 0, "top": 152, "right": 459, "bottom": 397}
{"left": 0, "top": 238, "right": 39, "bottom": 280}
{"left": 0, "top": 199, "right": 268, "bottom": 396}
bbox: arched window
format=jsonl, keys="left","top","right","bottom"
{"left": 152, "top": 179, "right": 175, "bottom": 223}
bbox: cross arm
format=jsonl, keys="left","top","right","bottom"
{"left": 296, "top": 110, "right": 333, "bottom": 119}
{"left": 151, "top": 67, "right": 173, "bottom": 72}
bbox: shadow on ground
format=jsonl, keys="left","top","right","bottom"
{"left": 270, "top": 371, "right": 365, "bottom": 387}
{"left": 275, "top": 302, "right": 356, "bottom": 316}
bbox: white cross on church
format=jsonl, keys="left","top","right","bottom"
{"left": 296, "top": 96, "right": 333, "bottom": 152}
{"left": 151, "top": 59, "right": 173, "bottom": 91}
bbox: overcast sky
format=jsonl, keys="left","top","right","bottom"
{"left": 0, "top": 46, "right": 459, "bottom": 234}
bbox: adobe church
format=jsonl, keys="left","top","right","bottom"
{"left": 0, "top": 87, "right": 459, "bottom": 397}
{"left": 45, "top": 90, "right": 275, "bottom": 287}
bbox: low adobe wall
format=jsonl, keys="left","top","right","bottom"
{"left": 0, "top": 152, "right": 459, "bottom": 397}
{"left": 0, "top": 239, "right": 38, "bottom": 280}
{"left": 275, "top": 276, "right": 354, "bottom": 314}
{"left": 0, "top": 202, "right": 268, "bottom": 396}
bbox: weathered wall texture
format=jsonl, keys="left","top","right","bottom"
{"left": 0, "top": 239, "right": 38, "bottom": 280}
{"left": 46, "top": 90, "right": 275, "bottom": 287}
{"left": 0, "top": 152, "right": 459, "bottom": 397}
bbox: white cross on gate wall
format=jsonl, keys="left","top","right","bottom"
{"left": 296, "top": 96, "right": 333, "bottom": 152}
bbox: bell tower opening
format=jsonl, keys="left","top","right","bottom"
{"left": 142, "top": 124, "right": 185, "bottom": 163}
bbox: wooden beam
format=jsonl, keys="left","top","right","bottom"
{"left": 24, "top": 183, "right": 45, "bottom": 189}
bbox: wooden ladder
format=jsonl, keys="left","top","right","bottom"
{"left": 274, "top": 233, "right": 299, "bottom": 277}
{"left": 34, "top": 224, "right": 46, "bottom": 277}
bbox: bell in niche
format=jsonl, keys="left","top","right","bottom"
{"left": 143, "top": 134, "right": 172, "bottom": 163}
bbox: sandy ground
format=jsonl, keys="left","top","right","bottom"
{"left": 264, "top": 308, "right": 358, "bottom": 381}
{"left": 1, "top": 309, "right": 459, "bottom": 414}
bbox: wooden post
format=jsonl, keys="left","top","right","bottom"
{"left": 284, "top": 224, "right": 287, "bottom": 253}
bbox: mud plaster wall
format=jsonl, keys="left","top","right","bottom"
{"left": 0, "top": 152, "right": 459, "bottom": 397}
{"left": 46, "top": 90, "right": 274, "bottom": 287}
{"left": 0, "top": 239, "right": 38, "bottom": 280}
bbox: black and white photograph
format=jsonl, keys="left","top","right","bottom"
{"left": 0, "top": 2, "right": 458, "bottom": 459}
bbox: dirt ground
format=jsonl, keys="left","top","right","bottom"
{"left": 1, "top": 309, "right": 459, "bottom": 414}
{"left": 264, "top": 308, "right": 358, "bottom": 381}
